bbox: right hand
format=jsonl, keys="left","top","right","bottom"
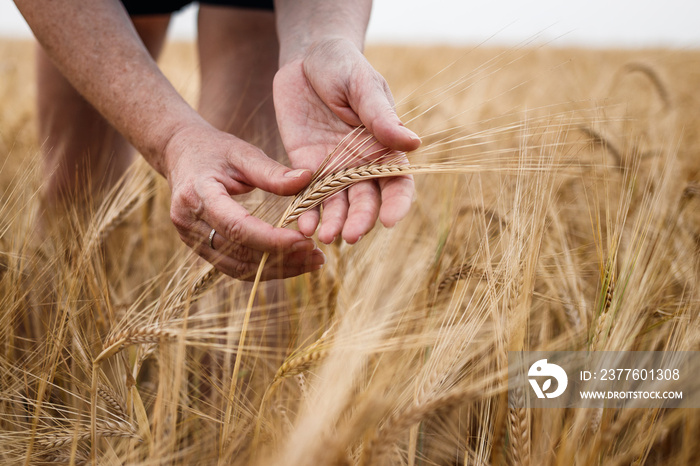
{"left": 163, "top": 124, "right": 326, "bottom": 280}
{"left": 274, "top": 38, "right": 421, "bottom": 245}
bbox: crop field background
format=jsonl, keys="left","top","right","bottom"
{"left": 1, "top": 39, "right": 700, "bottom": 465}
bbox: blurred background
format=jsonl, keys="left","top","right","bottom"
{"left": 1, "top": 0, "right": 700, "bottom": 48}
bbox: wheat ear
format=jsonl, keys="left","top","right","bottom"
{"left": 252, "top": 329, "right": 333, "bottom": 449}
{"left": 96, "top": 324, "right": 176, "bottom": 364}
{"left": 620, "top": 62, "right": 672, "bottom": 110}
{"left": 587, "top": 258, "right": 616, "bottom": 434}
{"left": 360, "top": 386, "right": 483, "bottom": 466}
{"left": 36, "top": 448, "right": 89, "bottom": 465}
{"left": 36, "top": 420, "right": 140, "bottom": 449}
{"left": 437, "top": 262, "right": 488, "bottom": 293}
{"left": 280, "top": 164, "right": 421, "bottom": 227}
{"left": 224, "top": 136, "right": 546, "bottom": 455}
{"left": 97, "top": 382, "right": 126, "bottom": 418}
{"left": 508, "top": 386, "right": 530, "bottom": 466}
{"left": 591, "top": 258, "right": 616, "bottom": 351}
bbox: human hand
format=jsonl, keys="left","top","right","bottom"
{"left": 273, "top": 38, "right": 421, "bottom": 244}
{"left": 164, "top": 124, "right": 326, "bottom": 280}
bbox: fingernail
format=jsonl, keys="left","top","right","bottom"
{"left": 291, "top": 239, "right": 315, "bottom": 252}
{"left": 310, "top": 249, "right": 326, "bottom": 265}
{"left": 401, "top": 126, "right": 421, "bottom": 144}
{"left": 285, "top": 169, "right": 310, "bottom": 179}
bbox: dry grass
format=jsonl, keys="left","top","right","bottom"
{"left": 1, "top": 39, "right": 700, "bottom": 465}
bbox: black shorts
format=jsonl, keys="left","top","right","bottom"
{"left": 122, "top": 0, "right": 273, "bottom": 16}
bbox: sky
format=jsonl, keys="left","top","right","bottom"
{"left": 2, "top": 0, "right": 700, "bottom": 48}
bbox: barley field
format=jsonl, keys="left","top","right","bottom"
{"left": 1, "top": 39, "right": 699, "bottom": 465}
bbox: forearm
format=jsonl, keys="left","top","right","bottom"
{"left": 274, "top": 0, "right": 372, "bottom": 65}
{"left": 14, "top": 0, "right": 206, "bottom": 176}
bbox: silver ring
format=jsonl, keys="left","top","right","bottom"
{"left": 208, "top": 228, "right": 216, "bottom": 250}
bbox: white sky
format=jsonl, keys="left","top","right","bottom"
{"left": 2, "top": 0, "right": 700, "bottom": 48}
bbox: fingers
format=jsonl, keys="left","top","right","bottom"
{"left": 309, "top": 178, "right": 411, "bottom": 245}
{"left": 170, "top": 179, "right": 326, "bottom": 280}
{"left": 297, "top": 192, "right": 349, "bottom": 244}
{"left": 200, "top": 183, "right": 307, "bottom": 253}
{"left": 378, "top": 174, "right": 414, "bottom": 228}
{"left": 341, "top": 181, "right": 380, "bottom": 244}
{"left": 230, "top": 145, "right": 312, "bottom": 196}
{"left": 204, "top": 243, "right": 325, "bottom": 281}
{"left": 301, "top": 40, "right": 421, "bottom": 154}
{"left": 271, "top": 39, "right": 420, "bottom": 247}
{"left": 349, "top": 69, "right": 421, "bottom": 153}
{"left": 318, "top": 192, "right": 349, "bottom": 244}
{"left": 190, "top": 221, "right": 326, "bottom": 281}
{"left": 297, "top": 209, "right": 320, "bottom": 238}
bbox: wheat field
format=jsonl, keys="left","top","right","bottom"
{"left": 1, "top": 39, "right": 700, "bottom": 465}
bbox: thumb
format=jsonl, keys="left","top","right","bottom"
{"left": 231, "top": 147, "right": 312, "bottom": 196}
{"left": 351, "top": 71, "right": 421, "bottom": 152}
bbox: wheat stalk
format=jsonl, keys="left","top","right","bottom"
{"left": 360, "top": 385, "right": 485, "bottom": 466}
{"left": 238, "top": 123, "right": 562, "bottom": 459}
{"left": 578, "top": 125, "right": 622, "bottom": 167}
{"left": 79, "top": 164, "right": 154, "bottom": 266}
{"left": 587, "top": 258, "right": 617, "bottom": 434}
{"left": 279, "top": 159, "right": 547, "bottom": 228}
{"left": 618, "top": 62, "right": 673, "bottom": 111}
{"left": 96, "top": 193, "right": 141, "bottom": 242}
{"left": 35, "top": 420, "right": 140, "bottom": 449}
{"left": 251, "top": 329, "right": 333, "bottom": 449}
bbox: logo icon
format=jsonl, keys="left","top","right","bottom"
{"left": 528, "top": 359, "right": 568, "bottom": 398}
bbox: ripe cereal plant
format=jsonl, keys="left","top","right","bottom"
{"left": 1, "top": 38, "right": 700, "bottom": 466}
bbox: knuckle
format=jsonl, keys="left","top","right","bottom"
{"left": 233, "top": 245, "right": 255, "bottom": 264}
{"left": 169, "top": 207, "right": 190, "bottom": 232}
{"left": 215, "top": 261, "right": 243, "bottom": 279}
{"left": 261, "top": 161, "right": 279, "bottom": 183}
{"left": 171, "top": 183, "right": 204, "bottom": 218}
{"left": 223, "top": 214, "right": 250, "bottom": 245}
{"left": 230, "top": 259, "right": 254, "bottom": 280}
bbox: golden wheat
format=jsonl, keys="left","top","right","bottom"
{"left": 1, "top": 39, "right": 699, "bottom": 466}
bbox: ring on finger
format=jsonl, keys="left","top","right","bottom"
{"left": 208, "top": 228, "right": 217, "bottom": 250}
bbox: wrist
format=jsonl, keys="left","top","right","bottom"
{"left": 280, "top": 35, "right": 362, "bottom": 67}
{"left": 275, "top": 0, "right": 371, "bottom": 66}
{"left": 159, "top": 119, "right": 215, "bottom": 181}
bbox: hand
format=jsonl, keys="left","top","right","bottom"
{"left": 273, "top": 38, "right": 421, "bottom": 244}
{"left": 164, "top": 124, "right": 326, "bottom": 280}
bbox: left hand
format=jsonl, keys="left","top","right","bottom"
{"left": 273, "top": 38, "right": 421, "bottom": 244}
